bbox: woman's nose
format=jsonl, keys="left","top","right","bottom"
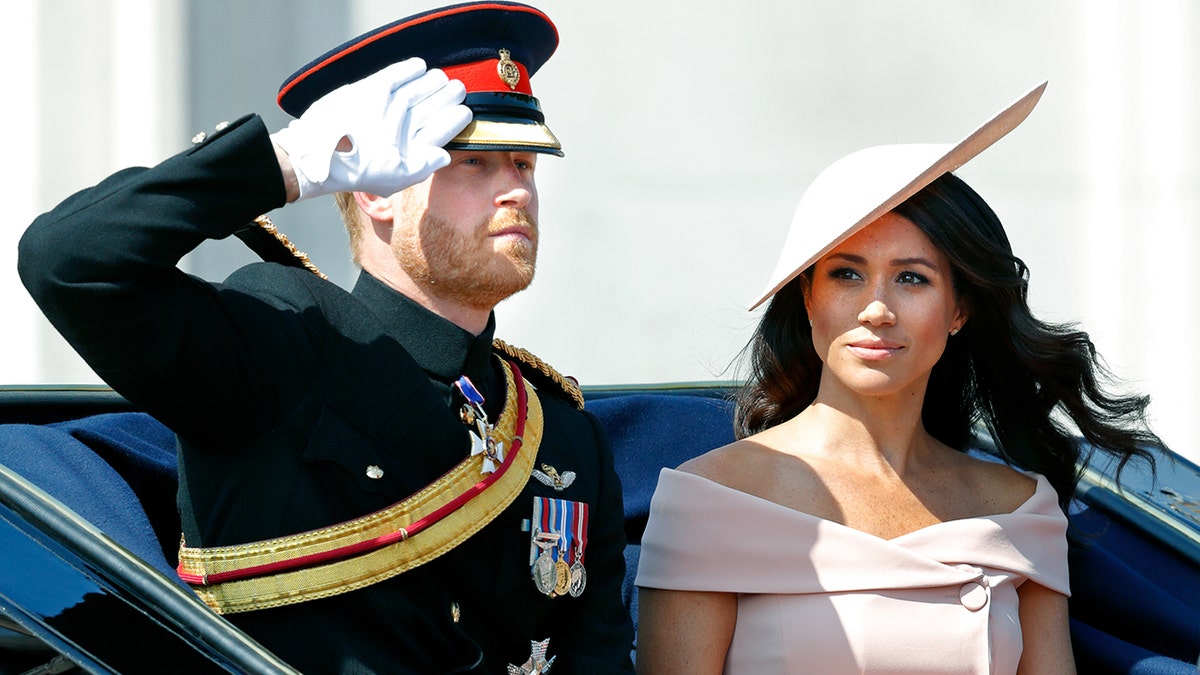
{"left": 858, "top": 299, "right": 896, "bottom": 326}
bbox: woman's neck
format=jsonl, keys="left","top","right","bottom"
{"left": 794, "top": 376, "right": 936, "bottom": 477}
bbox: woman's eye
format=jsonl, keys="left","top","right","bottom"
{"left": 830, "top": 268, "right": 861, "bottom": 281}
{"left": 897, "top": 271, "right": 929, "bottom": 285}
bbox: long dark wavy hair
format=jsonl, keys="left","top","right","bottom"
{"left": 734, "top": 172, "right": 1160, "bottom": 507}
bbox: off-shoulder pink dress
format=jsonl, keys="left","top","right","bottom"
{"left": 636, "top": 468, "right": 1070, "bottom": 674}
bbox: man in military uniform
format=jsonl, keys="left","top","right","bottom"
{"left": 18, "top": 3, "right": 634, "bottom": 672}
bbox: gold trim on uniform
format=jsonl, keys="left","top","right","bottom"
{"left": 493, "top": 339, "right": 583, "bottom": 409}
{"left": 178, "top": 359, "right": 544, "bottom": 614}
{"left": 450, "top": 119, "right": 562, "bottom": 153}
{"left": 253, "top": 215, "right": 328, "bottom": 280}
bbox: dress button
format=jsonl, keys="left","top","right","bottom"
{"left": 959, "top": 581, "right": 988, "bottom": 611}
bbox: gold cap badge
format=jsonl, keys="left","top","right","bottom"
{"left": 497, "top": 48, "right": 521, "bottom": 90}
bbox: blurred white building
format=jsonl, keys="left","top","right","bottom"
{"left": 5, "top": 0, "right": 1198, "bottom": 462}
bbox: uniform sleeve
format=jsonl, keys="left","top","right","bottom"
{"left": 550, "top": 410, "right": 636, "bottom": 672}
{"left": 17, "top": 115, "right": 314, "bottom": 442}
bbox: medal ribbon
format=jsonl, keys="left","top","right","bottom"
{"left": 573, "top": 501, "right": 588, "bottom": 565}
{"left": 557, "top": 499, "right": 569, "bottom": 563}
{"left": 529, "top": 498, "right": 589, "bottom": 575}
{"left": 532, "top": 497, "right": 578, "bottom": 564}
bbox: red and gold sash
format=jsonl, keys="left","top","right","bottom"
{"left": 177, "top": 359, "right": 542, "bottom": 614}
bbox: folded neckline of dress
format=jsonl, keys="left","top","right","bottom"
{"left": 658, "top": 467, "right": 1053, "bottom": 543}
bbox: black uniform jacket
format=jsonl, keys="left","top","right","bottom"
{"left": 18, "top": 115, "right": 635, "bottom": 674}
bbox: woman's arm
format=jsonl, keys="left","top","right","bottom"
{"left": 636, "top": 587, "right": 736, "bottom": 674}
{"left": 1016, "top": 581, "right": 1076, "bottom": 674}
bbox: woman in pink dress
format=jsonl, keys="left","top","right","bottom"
{"left": 636, "top": 82, "right": 1161, "bottom": 674}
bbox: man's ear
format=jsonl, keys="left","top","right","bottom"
{"left": 353, "top": 192, "right": 393, "bottom": 222}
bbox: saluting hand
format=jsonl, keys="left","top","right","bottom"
{"left": 270, "top": 57, "right": 472, "bottom": 202}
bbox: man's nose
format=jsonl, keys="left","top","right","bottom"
{"left": 495, "top": 166, "right": 533, "bottom": 209}
{"left": 495, "top": 185, "right": 532, "bottom": 209}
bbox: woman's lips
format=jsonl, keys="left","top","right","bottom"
{"left": 846, "top": 340, "right": 903, "bottom": 361}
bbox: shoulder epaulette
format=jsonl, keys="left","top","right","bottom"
{"left": 234, "top": 214, "right": 328, "bottom": 279}
{"left": 492, "top": 339, "right": 584, "bottom": 410}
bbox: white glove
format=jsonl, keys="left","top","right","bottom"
{"left": 270, "top": 58, "right": 472, "bottom": 200}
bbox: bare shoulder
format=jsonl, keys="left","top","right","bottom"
{"left": 971, "top": 453, "right": 1036, "bottom": 494}
{"left": 676, "top": 439, "right": 755, "bottom": 485}
{"left": 676, "top": 433, "right": 798, "bottom": 499}
{"left": 951, "top": 450, "right": 1039, "bottom": 514}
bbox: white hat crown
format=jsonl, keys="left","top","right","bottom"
{"left": 750, "top": 81, "right": 1048, "bottom": 310}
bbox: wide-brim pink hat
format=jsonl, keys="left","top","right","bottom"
{"left": 750, "top": 81, "right": 1047, "bottom": 310}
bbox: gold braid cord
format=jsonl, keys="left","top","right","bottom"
{"left": 253, "top": 215, "right": 328, "bottom": 280}
{"left": 493, "top": 339, "right": 584, "bottom": 410}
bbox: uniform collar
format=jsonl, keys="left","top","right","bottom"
{"left": 351, "top": 271, "right": 497, "bottom": 389}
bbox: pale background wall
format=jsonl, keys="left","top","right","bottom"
{"left": 3, "top": 1, "right": 1197, "bottom": 463}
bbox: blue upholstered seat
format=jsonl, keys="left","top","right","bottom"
{"left": 0, "top": 395, "right": 1196, "bottom": 671}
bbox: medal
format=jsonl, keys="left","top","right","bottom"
{"left": 455, "top": 375, "right": 504, "bottom": 473}
{"left": 568, "top": 500, "right": 589, "bottom": 597}
{"left": 568, "top": 536, "right": 587, "bottom": 598}
{"left": 553, "top": 550, "right": 571, "bottom": 597}
{"left": 529, "top": 497, "right": 590, "bottom": 598}
{"left": 568, "top": 561, "right": 587, "bottom": 597}
{"left": 531, "top": 535, "right": 557, "bottom": 595}
{"left": 551, "top": 503, "right": 572, "bottom": 597}
{"left": 530, "top": 498, "right": 564, "bottom": 597}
